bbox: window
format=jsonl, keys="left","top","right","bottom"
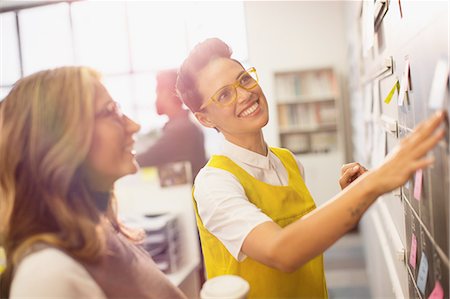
{"left": 71, "top": 1, "right": 129, "bottom": 74}
{"left": 1, "top": 12, "right": 21, "bottom": 87}
{"left": 19, "top": 3, "right": 74, "bottom": 76}
{"left": 0, "top": 1, "right": 248, "bottom": 138}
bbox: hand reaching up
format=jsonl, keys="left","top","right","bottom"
{"left": 369, "top": 111, "right": 446, "bottom": 197}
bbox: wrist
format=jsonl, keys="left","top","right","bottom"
{"left": 358, "top": 170, "right": 383, "bottom": 199}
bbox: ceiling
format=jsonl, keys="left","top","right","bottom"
{"left": 0, "top": 1, "right": 69, "bottom": 13}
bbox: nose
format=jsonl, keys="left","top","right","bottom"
{"left": 123, "top": 115, "right": 141, "bottom": 134}
{"left": 236, "top": 86, "right": 254, "bottom": 104}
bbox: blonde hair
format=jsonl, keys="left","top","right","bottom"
{"left": 0, "top": 66, "right": 140, "bottom": 295}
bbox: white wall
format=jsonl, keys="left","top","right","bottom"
{"left": 244, "top": 1, "right": 350, "bottom": 147}
{"left": 243, "top": 2, "right": 351, "bottom": 204}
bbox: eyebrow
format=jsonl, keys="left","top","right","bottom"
{"left": 96, "top": 100, "right": 114, "bottom": 113}
{"left": 235, "top": 70, "right": 246, "bottom": 80}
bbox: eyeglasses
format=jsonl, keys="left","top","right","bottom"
{"left": 95, "top": 101, "right": 123, "bottom": 120}
{"left": 200, "top": 67, "right": 259, "bottom": 110}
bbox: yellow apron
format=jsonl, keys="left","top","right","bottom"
{"left": 193, "top": 147, "right": 328, "bottom": 298}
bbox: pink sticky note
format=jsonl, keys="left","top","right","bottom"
{"left": 428, "top": 281, "right": 444, "bottom": 299}
{"left": 409, "top": 233, "right": 417, "bottom": 269}
{"left": 414, "top": 169, "right": 423, "bottom": 201}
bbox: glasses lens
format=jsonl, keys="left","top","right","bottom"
{"left": 96, "top": 101, "right": 123, "bottom": 119}
{"left": 113, "top": 102, "right": 123, "bottom": 118}
{"left": 213, "top": 85, "right": 236, "bottom": 106}
{"left": 239, "top": 69, "right": 258, "bottom": 89}
{"left": 207, "top": 68, "right": 258, "bottom": 109}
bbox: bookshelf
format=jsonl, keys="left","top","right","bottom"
{"left": 275, "top": 68, "right": 340, "bottom": 154}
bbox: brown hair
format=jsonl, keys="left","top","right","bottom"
{"left": 0, "top": 67, "right": 141, "bottom": 296}
{"left": 176, "top": 38, "right": 242, "bottom": 112}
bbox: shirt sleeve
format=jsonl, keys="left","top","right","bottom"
{"left": 194, "top": 166, "right": 273, "bottom": 261}
{"left": 10, "top": 248, "right": 106, "bottom": 299}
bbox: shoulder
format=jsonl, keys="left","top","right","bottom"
{"left": 271, "top": 147, "right": 305, "bottom": 179}
{"left": 289, "top": 151, "right": 305, "bottom": 179}
{"left": 195, "top": 164, "right": 243, "bottom": 193}
{"left": 10, "top": 247, "right": 105, "bottom": 298}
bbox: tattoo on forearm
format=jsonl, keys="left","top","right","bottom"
{"left": 349, "top": 200, "right": 368, "bottom": 218}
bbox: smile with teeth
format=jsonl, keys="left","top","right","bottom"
{"left": 125, "top": 145, "right": 136, "bottom": 155}
{"left": 239, "top": 101, "right": 260, "bottom": 117}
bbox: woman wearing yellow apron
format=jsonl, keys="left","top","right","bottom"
{"left": 176, "top": 38, "right": 445, "bottom": 298}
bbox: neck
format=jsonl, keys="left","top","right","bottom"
{"left": 167, "top": 108, "right": 186, "bottom": 120}
{"left": 224, "top": 131, "right": 267, "bottom": 156}
{"left": 87, "top": 189, "right": 111, "bottom": 213}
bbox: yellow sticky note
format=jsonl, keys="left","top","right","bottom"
{"left": 0, "top": 247, "right": 5, "bottom": 274}
{"left": 139, "top": 167, "right": 158, "bottom": 182}
{"left": 384, "top": 80, "right": 400, "bottom": 104}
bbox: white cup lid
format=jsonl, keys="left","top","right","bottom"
{"left": 200, "top": 275, "right": 250, "bottom": 299}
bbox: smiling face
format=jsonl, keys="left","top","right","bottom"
{"left": 83, "top": 83, "right": 141, "bottom": 191}
{"left": 194, "top": 58, "right": 269, "bottom": 140}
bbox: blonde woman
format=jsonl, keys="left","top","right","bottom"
{"left": 176, "top": 38, "right": 446, "bottom": 298}
{"left": 0, "top": 67, "right": 186, "bottom": 299}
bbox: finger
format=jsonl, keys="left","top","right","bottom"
{"left": 409, "top": 111, "right": 445, "bottom": 145}
{"left": 341, "top": 163, "right": 356, "bottom": 173}
{"left": 357, "top": 166, "right": 368, "bottom": 176}
{"left": 353, "top": 166, "right": 368, "bottom": 181}
{"left": 342, "top": 165, "right": 360, "bottom": 182}
{"left": 339, "top": 169, "right": 354, "bottom": 187}
{"left": 410, "top": 156, "right": 435, "bottom": 172}
{"left": 341, "top": 162, "right": 361, "bottom": 174}
{"left": 414, "top": 111, "right": 444, "bottom": 134}
{"left": 412, "top": 128, "right": 445, "bottom": 158}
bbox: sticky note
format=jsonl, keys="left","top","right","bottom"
{"left": 428, "top": 281, "right": 444, "bottom": 299}
{"left": 405, "top": 180, "right": 411, "bottom": 189}
{"left": 398, "top": 60, "right": 410, "bottom": 106}
{"left": 384, "top": 80, "right": 400, "bottom": 104}
{"left": 0, "top": 247, "right": 5, "bottom": 273}
{"left": 140, "top": 167, "right": 158, "bottom": 181}
{"left": 429, "top": 60, "right": 449, "bottom": 109}
{"left": 414, "top": 169, "right": 423, "bottom": 201}
{"left": 409, "top": 233, "right": 417, "bottom": 269}
{"left": 417, "top": 252, "right": 429, "bottom": 295}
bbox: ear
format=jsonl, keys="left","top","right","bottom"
{"left": 194, "top": 111, "right": 216, "bottom": 129}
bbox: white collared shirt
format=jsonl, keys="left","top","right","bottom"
{"left": 194, "top": 139, "right": 305, "bottom": 261}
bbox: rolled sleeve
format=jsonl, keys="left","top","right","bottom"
{"left": 194, "top": 166, "right": 272, "bottom": 261}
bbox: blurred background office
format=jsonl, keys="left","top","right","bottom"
{"left": 1, "top": 1, "right": 448, "bottom": 298}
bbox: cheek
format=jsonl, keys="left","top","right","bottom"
{"left": 86, "top": 134, "right": 113, "bottom": 173}
{"left": 86, "top": 127, "right": 123, "bottom": 172}
{"left": 210, "top": 107, "right": 235, "bottom": 124}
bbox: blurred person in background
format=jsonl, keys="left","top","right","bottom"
{"left": 176, "top": 37, "right": 446, "bottom": 298}
{"left": 0, "top": 66, "right": 187, "bottom": 299}
{"left": 136, "top": 69, "right": 207, "bottom": 183}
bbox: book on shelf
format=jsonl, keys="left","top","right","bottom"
{"left": 281, "top": 134, "right": 310, "bottom": 154}
{"left": 276, "top": 70, "right": 335, "bottom": 99}
{"left": 275, "top": 68, "right": 340, "bottom": 155}
{"left": 310, "top": 132, "right": 337, "bottom": 153}
{"left": 318, "top": 101, "right": 337, "bottom": 125}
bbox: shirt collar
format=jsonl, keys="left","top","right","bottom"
{"left": 221, "top": 139, "right": 271, "bottom": 170}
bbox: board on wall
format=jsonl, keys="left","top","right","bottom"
{"left": 347, "top": 0, "right": 449, "bottom": 298}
